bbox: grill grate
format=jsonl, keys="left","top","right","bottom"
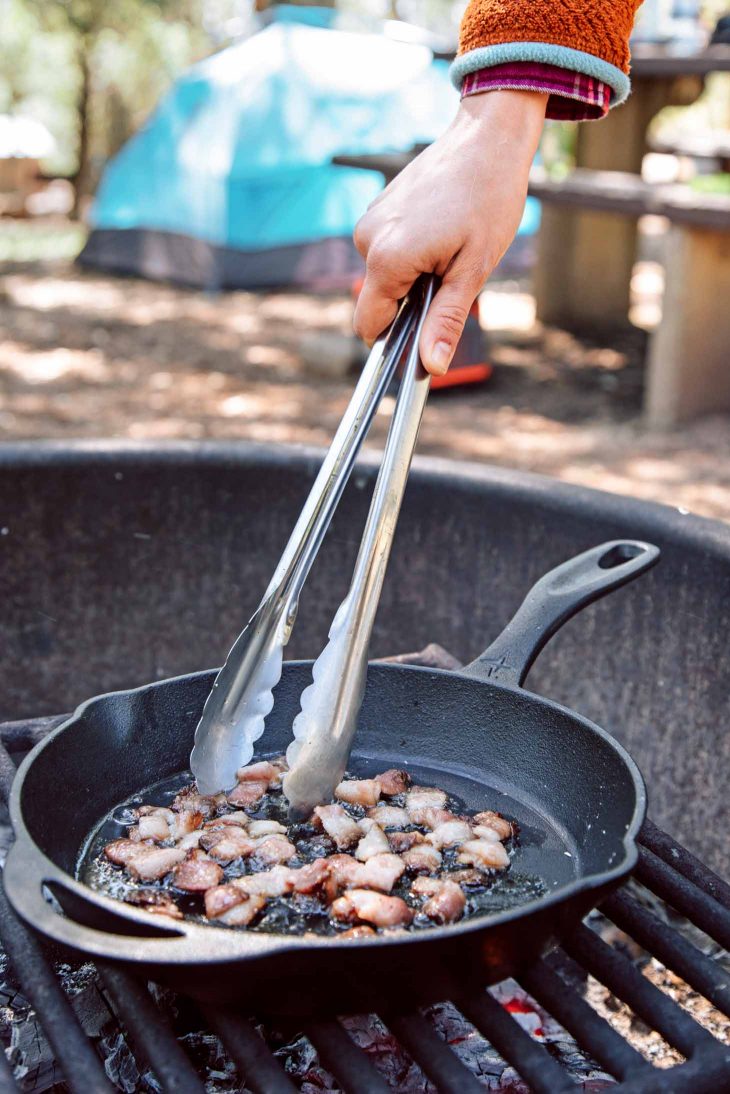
{"left": 0, "top": 722, "right": 728, "bottom": 1094}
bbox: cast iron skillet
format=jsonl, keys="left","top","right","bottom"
{"left": 5, "top": 540, "right": 658, "bottom": 1015}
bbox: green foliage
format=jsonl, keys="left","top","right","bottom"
{"left": 0, "top": 0, "right": 233, "bottom": 179}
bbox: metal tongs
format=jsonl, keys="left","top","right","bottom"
{"left": 191, "top": 276, "right": 435, "bottom": 818}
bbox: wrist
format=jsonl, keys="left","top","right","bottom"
{"left": 454, "top": 88, "right": 547, "bottom": 154}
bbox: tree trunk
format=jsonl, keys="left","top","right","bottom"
{"left": 71, "top": 37, "right": 92, "bottom": 220}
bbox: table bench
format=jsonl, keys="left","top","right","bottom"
{"left": 529, "top": 167, "right": 730, "bottom": 425}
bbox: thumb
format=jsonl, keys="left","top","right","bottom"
{"left": 420, "top": 266, "right": 482, "bottom": 377}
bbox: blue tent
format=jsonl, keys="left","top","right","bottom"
{"left": 81, "top": 8, "right": 539, "bottom": 290}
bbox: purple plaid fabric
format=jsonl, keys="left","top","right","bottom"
{"left": 461, "top": 61, "right": 611, "bottom": 121}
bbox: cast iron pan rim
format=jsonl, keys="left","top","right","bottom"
{"left": 6, "top": 662, "right": 646, "bottom": 959}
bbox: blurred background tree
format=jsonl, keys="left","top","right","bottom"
{"left": 0, "top": 0, "right": 243, "bottom": 215}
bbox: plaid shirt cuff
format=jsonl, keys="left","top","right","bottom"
{"left": 461, "top": 61, "right": 612, "bottom": 121}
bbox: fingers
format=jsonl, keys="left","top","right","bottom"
{"left": 352, "top": 237, "right": 415, "bottom": 346}
{"left": 419, "top": 255, "right": 486, "bottom": 376}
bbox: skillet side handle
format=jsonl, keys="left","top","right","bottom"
{"left": 460, "top": 540, "right": 660, "bottom": 688}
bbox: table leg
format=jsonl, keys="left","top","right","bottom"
{"left": 646, "top": 224, "right": 730, "bottom": 426}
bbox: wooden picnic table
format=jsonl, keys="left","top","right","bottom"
{"left": 539, "top": 46, "right": 730, "bottom": 331}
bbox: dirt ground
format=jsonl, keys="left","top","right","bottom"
{"left": 2, "top": 250, "right": 730, "bottom": 522}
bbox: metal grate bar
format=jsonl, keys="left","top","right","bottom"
{"left": 520, "top": 956, "right": 652, "bottom": 1083}
{"left": 619, "top": 1052, "right": 730, "bottom": 1094}
{"left": 634, "top": 847, "right": 730, "bottom": 951}
{"left": 99, "top": 966, "right": 205, "bottom": 1094}
{"left": 303, "top": 1018, "right": 390, "bottom": 1094}
{"left": 640, "top": 821, "right": 730, "bottom": 911}
{"left": 203, "top": 1007, "right": 298, "bottom": 1094}
{"left": 0, "top": 884, "right": 113, "bottom": 1094}
{"left": 385, "top": 1010, "right": 484, "bottom": 1094}
{"left": 457, "top": 990, "right": 575, "bottom": 1094}
{"left": 603, "top": 889, "right": 730, "bottom": 1016}
{"left": 564, "top": 923, "right": 717, "bottom": 1060}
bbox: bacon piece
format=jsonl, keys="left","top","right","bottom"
{"left": 473, "top": 825, "right": 501, "bottom": 843}
{"left": 314, "top": 805, "right": 362, "bottom": 850}
{"left": 232, "top": 866, "right": 295, "bottom": 898}
{"left": 472, "top": 811, "right": 513, "bottom": 841}
{"left": 330, "top": 889, "right": 413, "bottom": 929}
{"left": 177, "top": 830, "right": 203, "bottom": 851}
{"left": 173, "top": 785, "right": 225, "bottom": 817}
{"left": 375, "top": 769, "right": 410, "bottom": 796}
{"left": 126, "top": 846, "right": 187, "bottom": 881}
{"left": 125, "top": 889, "right": 182, "bottom": 919}
{"left": 367, "top": 805, "right": 410, "bottom": 829}
{"left": 172, "top": 810, "right": 204, "bottom": 839}
{"left": 204, "top": 885, "right": 266, "bottom": 925}
{"left": 327, "top": 854, "right": 364, "bottom": 890}
{"left": 105, "top": 839, "right": 148, "bottom": 866}
{"left": 458, "top": 840, "right": 510, "bottom": 870}
{"left": 289, "top": 858, "right": 333, "bottom": 896}
{"left": 227, "top": 780, "right": 268, "bottom": 809}
{"left": 387, "top": 830, "right": 424, "bottom": 853}
{"left": 334, "top": 779, "right": 381, "bottom": 808}
{"left": 447, "top": 868, "right": 485, "bottom": 887}
{"left": 422, "top": 880, "right": 466, "bottom": 924}
{"left": 173, "top": 850, "right": 224, "bottom": 892}
{"left": 402, "top": 844, "right": 443, "bottom": 874}
{"left": 248, "top": 820, "right": 287, "bottom": 837}
{"left": 252, "top": 835, "right": 297, "bottom": 866}
{"left": 427, "top": 820, "right": 472, "bottom": 850}
{"left": 358, "top": 853, "right": 405, "bottom": 893}
{"left": 338, "top": 925, "right": 377, "bottom": 940}
{"left": 236, "top": 760, "right": 281, "bottom": 787}
{"left": 204, "top": 811, "right": 250, "bottom": 829}
{"left": 355, "top": 825, "right": 390, "bottom": 862}
{"left": 405, "top": 786, "right": 448, "bottom": 822}
{"left": 137, "top": 813, "right": 171, "bottom": 842}
{"left": 206, "top": 828, "right": 257, "bottom": 863}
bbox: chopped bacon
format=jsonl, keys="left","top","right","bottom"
{"left": 338, "top": 925, "right": 377, "bottom": 940}
{"left": 331, "top": 889, "right": 413, "bottom": 928}
{"left": 355, "top": 824, "right": 390, "bottom": 862}
{"left": 357, "top": 853, "right": 405, "bottom": 893}
{"left": 204, "top": 811, "right": 250, "bottom": 829}
{"left": 447, "top": 868, "right": 485, "bottom": 887}
{"left": 473, "top": 825, "right": 501, "bottom": 843}
{"left": 314, "top": 805, "right": 362, "bottom": 850}
{"left": 367, "top": 805, "right": 410, "bottom": 829}
{"left": 248, "top": 819, "right": 287, "bottom": 837}
{"left": 105, "top": 839, "right": 147, "bottom": 866}
{"left": 458, "top": 839, "right": 510, "bottom": 870}
{"left": 375, "top": 769, "right": 411, "bottom": 796}
{"left": 232, "top": 866, "right": 295, "bottom": 899}
{"left": 402, "top": 844, "right": 443, "bottom": 874}
{"left": 421, "top": 879, "right": 466, "bottom": 924}
{"left": 173, "top": 785, "right": 225, "bottom": 817}
{"left": 236, "top": 761, "right": 281, "bottom": 786}
{"left": 125, "top": 889, "right": 182, "bottom": 919}
{"left": 427, "top": 820, "right": 472, "bottom": 849}
{"left": 289, "top": 858, "right": 333, "bottom": 896}
{"left": 408, "top": 806, "right": 458, "bottom": 830}
{"left": 473, "top": 811, "right": 513, "bottom": 840}
{"left": 405, "top": 786, "right": 448, "bottom": 819}
{"left": 173, "top": 850, "right": 224, "bottom": 892}
{"left": 251, "top": 835, "right": 297, "bottom": 866}
{"left": 126, "top": 846, "right": 187, "bottom": 881}
{"left": 178, "top": 830, "right": 203, "bottom": 851}
{"left": 171, "top": 810, "right": 204, "bottom": 839}
{"left": 206, "top": 828, "right": 257, "bottom": 863}
{"left": 137, "top": 813, "right": 171, "bottom": 842}
{"left": 334, "top": 779, "right": 381, "bottom": 808}
{"left": 227, "top": 780, "right": 269, "bottom": 809}
{"left": 204, "top": 885, "right": 266, "bottom": 925}
{"left": 387, "top": 830, "right": 424, "bottom": 853}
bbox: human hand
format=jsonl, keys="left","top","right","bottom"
{"left": 353, "top": 89, "right": 547, "bottom": 375}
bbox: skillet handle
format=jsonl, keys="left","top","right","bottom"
{"left": 460, "top": 540, "right": 660, "bottom": 688}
